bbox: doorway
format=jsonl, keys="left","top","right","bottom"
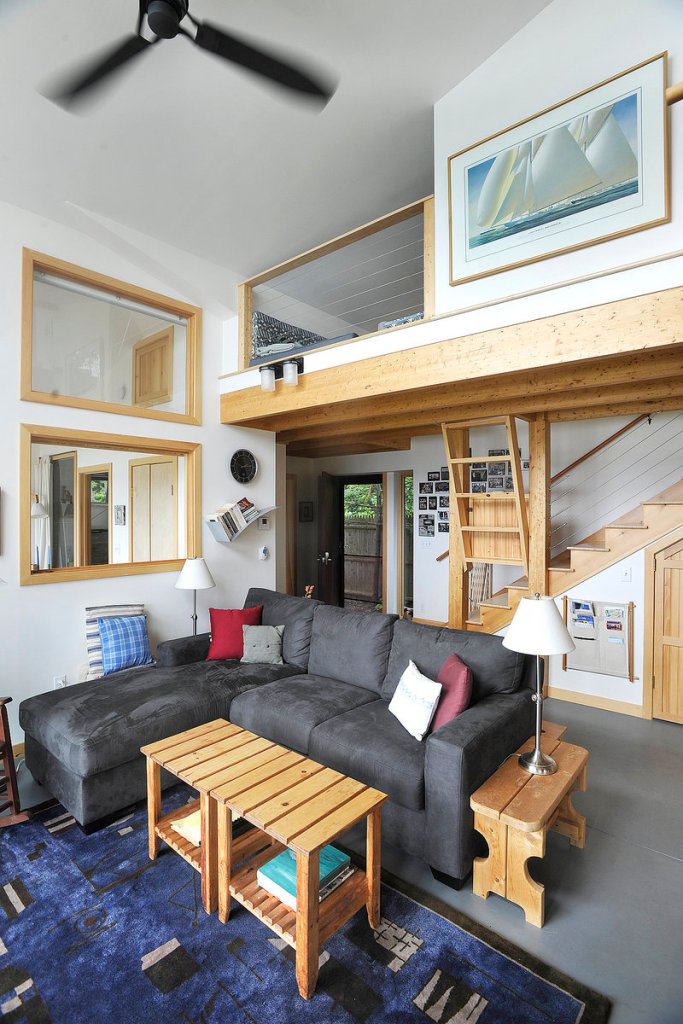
{"left": 129, "top": 455, "right": 178, "bottom": 562}
{"left": 78, "top": 464, "right": 112, "bottom": 566}
{"left": 398, "top": 471, "right": 414, "bottom": 617}
{"left": 317, "top": 473, "right": 384, "bottom": 611}
{"left": 648, "top": 530, "right": 683, "bottom": 724}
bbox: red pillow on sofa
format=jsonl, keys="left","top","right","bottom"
{"left": 207, "top": 605, "right": 263, "bottom": 660}
{"left": 430, "top": 652, "right": 473, "bottom": 731}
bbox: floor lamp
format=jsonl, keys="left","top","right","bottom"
{"left": 175, "top": 557, "right": 216, "bottom": 635}
{"left": 502, "top": 594, "right": 575, "bottom": 776}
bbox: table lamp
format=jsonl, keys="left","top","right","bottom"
{"left": 175, "top": 557, "right": 216, "bottom": 635}
{"left": 502, "top": 594, "right": 575, "bottom": 776}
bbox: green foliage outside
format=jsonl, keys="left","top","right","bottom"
{"left": 91, "top": 479, "right": 108, "bottom": 504}
{"left": 343, "top": 483, "right": 383, "bottom": 522}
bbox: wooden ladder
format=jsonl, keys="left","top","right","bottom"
{"left": 442, "top": 415, "right": 530, "bottom": 576}
{"left": 0, "top": 698, "right": 29, "bottom": 828}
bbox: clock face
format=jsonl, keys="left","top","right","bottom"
{"left": 230, "top": 449, "right": 258, "bottom": 484}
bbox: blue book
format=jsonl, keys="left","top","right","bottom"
{"left": 257, "top": 845, "right": 350, "bottom": 909}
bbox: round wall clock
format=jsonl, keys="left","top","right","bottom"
{"left": 230, "top": 449, "right": 258, "bottom": 484}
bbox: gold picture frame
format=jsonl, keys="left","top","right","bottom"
{"left": 448, "top": 53, "right": 669, "bottom": 287}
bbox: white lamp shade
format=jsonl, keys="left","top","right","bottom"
{"left": 502, "top": 595, "right": 575, "bottom": 656}
{"left": 282, "top": 360, "right": 299, "bottom": 386}
{"left": 175, "top": 557, "right": 216, "bottom": 591}
{"left": 259, "top": 366, "right": 276, "bottom": 392}
{"left": 31, "top": 497, "right": 48, "bottom": 518}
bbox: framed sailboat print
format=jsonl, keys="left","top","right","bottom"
{"left": 448, "top": 53, "right": 669, "bottom": 286}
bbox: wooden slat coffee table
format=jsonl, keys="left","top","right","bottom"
{"left": 142, "top": 720, "right": 387, "bottom": 999}
{"left": 470, "top": 722, "right": 588, "bottom": 927}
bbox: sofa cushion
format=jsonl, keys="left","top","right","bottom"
{"left": 207, "top": 605, "right": 263, "bottom": 660}
{"left": 229, "top": 674, "right": 377, "bottom": 753}
{"left": 98, "top": 614, "right": 153, "bottom": 675}
{"left": 381, "top": 618, "right": 525, "bottom": 704}
{"left": 244, "top": 588, "right": 321, "bottom": 670}
{"left": 308, "top": 605, "right": 397, "bottom": 694}
{"left": 309, "top": 700, "right": 426, "bottom": 811}
{"left": 19, "top": 660, "right": 298, "bottom": 778}
{"left": 431, "top": 653, "right": 473, "bottom": 731}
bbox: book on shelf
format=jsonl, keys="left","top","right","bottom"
{"left": 256, "top": 845, "right": 352, "bottom": 910}
{"left": 210, "top": 497, "right": 260, "bottom": 540}
{"left": 170, "top": 809, "right": 253, "bottom": 846}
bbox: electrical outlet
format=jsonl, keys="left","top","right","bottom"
{"left": 53, "top": 676, "right": 66, "bottom": 689}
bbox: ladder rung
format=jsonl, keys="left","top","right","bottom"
{"left": 449, "top": 456, "right": 514, "bottom": 464}
{"left": 465, "top": 557, "right": 524, "bottom": 565}
{"left": 455, "top": 492, "right": 519, "bottom": 499}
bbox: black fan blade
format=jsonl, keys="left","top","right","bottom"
{"left": 49, "top": 34, "right": 152, "bottom": 107}
{"left": 193, "top": 22, "right": 334, "bottom": 103}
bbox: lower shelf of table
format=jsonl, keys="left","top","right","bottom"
{"left": 155, "top": 798, "right": 277, "bottom": 876}
{"left": 227, "top": 839, "right": 369, "bottom": 950}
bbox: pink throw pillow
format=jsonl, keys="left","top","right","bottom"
{"left": 207, "top": 605, "right": 263, "bottom": 660}
{"left": 430, "top": 653, "right": 473, "bottom": 731}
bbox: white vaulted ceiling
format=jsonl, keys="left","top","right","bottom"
{"left": 0, "top": 0, "right": 549, "bottom": 280}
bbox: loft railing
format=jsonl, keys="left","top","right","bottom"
{"left": 550, "top": 411, "right": 683, "bottom": 557}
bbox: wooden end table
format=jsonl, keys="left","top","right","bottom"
{"left": 470, "top": 721, "right": 588, "bottom": 927}
{"left": 142, "top": 720, "right": 387, "bottom": 999}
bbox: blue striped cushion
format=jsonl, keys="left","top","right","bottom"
{"left": 86, "top": 603, "right": 144, "bottom": 678}
{"left": 97, "top": 615, "right": 153, "bottom": 676}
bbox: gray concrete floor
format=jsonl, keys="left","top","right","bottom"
{"left": 7, "top": 699, "right": 683, "bottom": 1022}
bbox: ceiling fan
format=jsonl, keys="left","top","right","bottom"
{"left": 48, "top": 0, "right": 335, "bottom": 108}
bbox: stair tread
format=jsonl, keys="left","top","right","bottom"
{"left": 605, "top": 522, "right": 647, "bottom": 531}
{"left": 641, "top": 481, "right": 683, "bottom": 505}
{"left": 567, "top": 544, "right": 610, "bottom": 552}
{"left": 507, "top": 576, "right": 529, "bottom": 590}
{"left": 479, "top": 594, "right": 511, "bottom": 609}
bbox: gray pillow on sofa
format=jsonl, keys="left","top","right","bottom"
{"left": 241, "top": 624, "right": 284, "bottom": 665}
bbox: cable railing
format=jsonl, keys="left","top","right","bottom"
{"left": 550, "top": 412, "right": 683, "bottom": 557}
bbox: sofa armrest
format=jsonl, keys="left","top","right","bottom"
{"left": 156, "top": 632, "right": 211, "bottom": 667}
{"left": 424, "top": 690, "right": 534, "bottom": 879}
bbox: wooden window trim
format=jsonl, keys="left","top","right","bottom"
{"left": 235, "top": 196, "right": 435, "bottom": 372}
{"left": 21, "top": 249, "right": 202, "bottom": 425}
{"left": 20, "top": 423, "right": 201, "bottom": 586}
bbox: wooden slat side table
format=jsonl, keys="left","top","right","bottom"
{"left": 209, "top": 737, "right": 388, "bottom": 1000}
{"left": 470, "top": 722, "right": 588, "bottom": 927}
{"left": 142, "top": 718, "right": 283, "bottom": 915}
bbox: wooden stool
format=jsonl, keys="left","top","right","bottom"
{"left": 470, "top": 722, "right": 588, "bottom": 927}
{"left": 0, "top": 697, "right": 30, "bottom": 828}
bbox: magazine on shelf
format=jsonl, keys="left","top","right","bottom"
{"left": 170, "top": 808, "right": 253, "bottom": 846}
{"left": 256, "top": 845, "right": 351, "bottom": 910}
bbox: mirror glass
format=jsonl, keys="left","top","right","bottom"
{"left": 22, "top": 251, "right": 201, "bottom": 424}
{"left": 30, "top": 441, "right": 186, "bottom": 573}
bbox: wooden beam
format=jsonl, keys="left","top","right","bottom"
{"left": 528, "top": 414, "right": 550, "bottom": 595}
{"left": 221, "top": 286, "right": 683, "bottom": 426}
{"left": 446, "top": 427, "right": 469, "bottom": 629}
{"left": 286, "top": 438, "right": 412, "bottom": 459}
{"left": 239, "top": 344, "right": 683, "bottom": 438}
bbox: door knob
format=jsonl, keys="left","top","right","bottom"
{"left": 317, "top": 551, "right": 332, "bottom": 565}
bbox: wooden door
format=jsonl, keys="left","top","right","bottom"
{"left": 317, "top": 473, "right": 342, "bottom": 605}
{"left": 286, "top": 474, "right": 297, "bottom": 596}
{"left": 653, "top": 536, "right": 683, "bottom": 723}
{"left": 130, "top": 456, "right": 177, "bottom": 562}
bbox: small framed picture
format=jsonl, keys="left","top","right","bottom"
{"left": 114, "top": 505, "right": 126, "bottom": 526}
{"left": 439, "top": 496, "right": 450, "bottom": 509}
{"left": 488, "top": 476, "right": 504, "bottom": 491}
{"left": 428, "top": 496, "right": 438, "bottom": 510}
{"left": 418, "top": 515, "right": 435, "bottom": 538}
{"left": 488, "top": 462, "right": 506, "bottom": 477}
{"left": 471, "top": 469, "right": 487, "bottom": 483}
{"left": 438, "top": 511, "right": 449, "bottom": 521}
{"left": 418, "top": 496, "right": 428, "bottom": 510}
{"left": 504, "top": 476, "right": 514, "bottom": 490}
{"left": 427, "top": 471, "right": 441, "bottom": 482}
{"left": 434, "top": 480, "right": 449, "bottom": 493}
{"left": 471, "top": 481, "right": 486, "bottom": 493}
{"left": 438, "top": 521, "right": 449, "bottom": 533}
{"left": 522, "top": 460, "right": 530, "bottom": 471}
{"left": 298, "top": 501, "right": 314, "bottom": 523}
{"left": 419, "top": 482, "right": 434, "bottom": 494}
{"left": 440, "top": 466, "right": 449, "bottom": 481}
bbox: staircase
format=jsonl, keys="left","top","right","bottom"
{"left": 470, "top": 479, "right": 683, "bottom": 632}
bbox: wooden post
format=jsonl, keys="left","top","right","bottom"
{"left": 366, "top": 807, "right": 381, "bottom": 929}
{"left": 217, "top": 802, "right": 232, "bottom": 923}
{"left": 296, "top": 849, "right": 320, "bottom": 999}
{"left": 446, "top": 427, "right": 470, "bottom": 628}
{"left": 200, "top": 792, "right": 218, "bottom": 915}
{"left": 528, "top": 413, "right": 550, "bottom": 596}
{"left": 146, "top": 757, "right": 161, "bottom": 861}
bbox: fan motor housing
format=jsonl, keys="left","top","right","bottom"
{"left": 147, "top": 0, "right": 188, "bottom": 39}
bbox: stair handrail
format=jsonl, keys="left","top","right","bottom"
{"left": 550, "top": 415, "right": 649, "bottom": 486}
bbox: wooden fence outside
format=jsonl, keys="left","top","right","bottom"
{"left": 344, "top": 519, "right": 382, "bottom": 607}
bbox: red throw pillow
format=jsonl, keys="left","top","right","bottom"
{"left": 430, "top": 653, "right": 473, "bottom": 732}
{"left": 206, "top": 605, "right": 263, "bottom": 660}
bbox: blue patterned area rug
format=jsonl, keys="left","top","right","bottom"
{"left": 0, "top": 787, "right": 610, "bottom": 1024}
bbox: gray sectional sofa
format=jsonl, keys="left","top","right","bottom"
{"left": 19, "top": 587, "right": 536, "bottom": 887}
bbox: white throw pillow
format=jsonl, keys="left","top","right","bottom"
{"left": 388, "top": 660, "right": 442, "bottom": 741}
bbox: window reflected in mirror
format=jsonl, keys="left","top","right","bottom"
{"left": 22, "top": 250, "right": 201, "bottom": 425}
{"left": 22, "top": 425, "right": 199, "bottom": 585}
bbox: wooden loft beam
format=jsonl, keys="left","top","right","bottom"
{"left": 221, "top": 286, "right": 683, "bottom": 427}
{"left": 548, "top": 395, "right": 683, "bottom": 421}
{"left": 286, "top": 436, "right": 412, "bottom": 459}
{"left": 272, "top": 364, "right": 683, "bottom": 443}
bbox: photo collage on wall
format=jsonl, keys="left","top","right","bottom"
{"left": 419, "top": 466, "right": 450, "bottom": 536}
{"left": 470, "top": 449, "right": 529, "bottom": 493}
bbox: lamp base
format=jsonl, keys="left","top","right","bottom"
{"left": 519, "top": 748, "right": 558, "bottom": 776}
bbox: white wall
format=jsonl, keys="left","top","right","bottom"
{"left": 0, "top": 199, "right": 277, "bottom": 741}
